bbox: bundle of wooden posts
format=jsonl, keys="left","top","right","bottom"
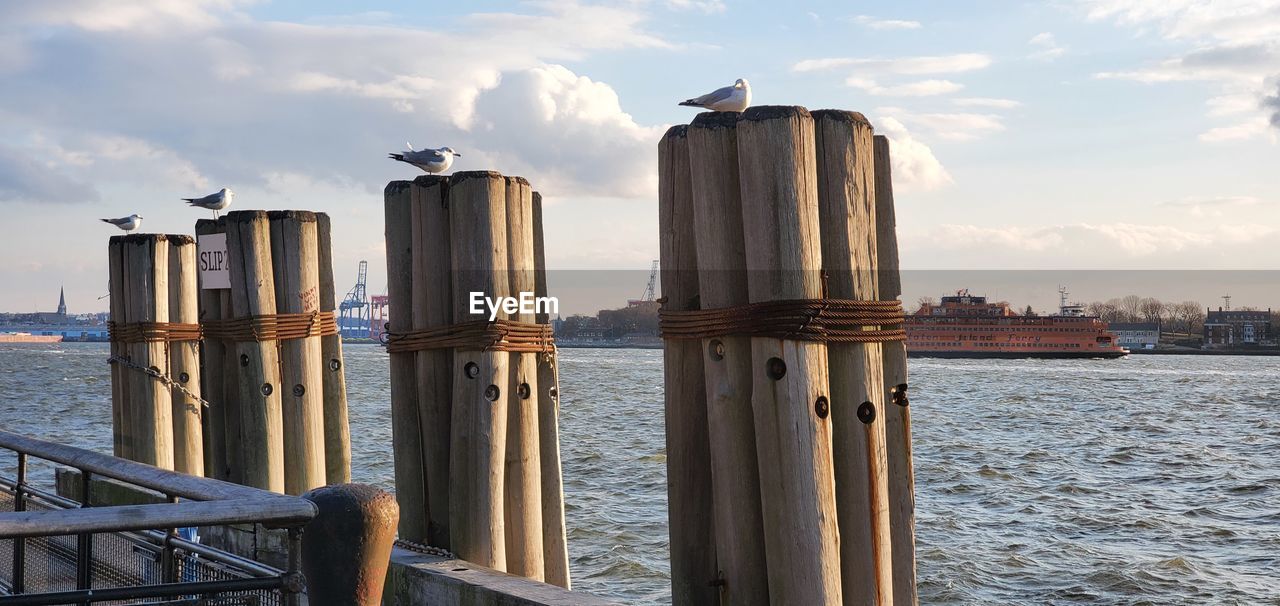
{"left": 383, "top": 173, "right": 570, "bottom": 588}
{"left": 107, "top": 234, "right": 204, "bottom": 475}
{"left": 658, "top": 107, "right": 916, "bottom": 606}
{"left": 193, "top": 210, "right": 351, "bottom": 495}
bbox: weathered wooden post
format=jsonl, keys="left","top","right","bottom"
{"left": 532, "top": 191, "right": 571, "bottom": 589}
{"left": 196, "top": 220, "right": 230, "bottom": 481}
{"left": 686, "top": 111, "right": 769, "bottom": 603}
{"left": 409, "top": 176, "right": 453, "bottom": 548}
{"left": 657, "top": 125, "right": 719, "bottom": 605}
{"left": 737, "top": 106, "right": 842, "bottom": 604}
{"left": 875, "top": 135, "right": 917, "bottom": 606}
{"left": 316, "top": 214, "right": 352, "bottom": 485}
{"left": 269, "top": 211, "right": 327, "bottom": 495}
{"left": 123, "top": 234, "right": 176, "bottom": 470}
{"left": 225, "top": 210, "right": 285, "bottom": 492}
{"left": 385, "top": 181, "right": 429, "bottom": 541}
{"left": 448, "top": 171, "right": 511, "bottom": 570}
{"left": 504, "top": 176, "right": 545, "bottom": 581}
{"left": 814, "top": 110, "right": 892, "bottom": 605}
{"left": 168, "top": 235, "right": 205, "bottom": 477}
{"left": 108, "top": 238, "right": 132, "bottom": 460}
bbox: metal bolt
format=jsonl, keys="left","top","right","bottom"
{"left": 814, "top": 396, "right": 830, "bottom": 419}
{"left": 517, "top": 383, "right": 531, "bottom": 399}
{"left": 178, "top": 372, "right": 190, "bottom": 384}
{"left": 261, "top": 383, "right": 273, "bottom": 396}
{"left": 709, "top": 340, "right": 725, "bottom": 361}
{"left": 329, "top": 358, "right": 341, "bottom": 372}
{"left": 484, "top": 385, "right": 500, "bottom": 402}
{"left": 293, "top": 384, "right": 305, "bottom": 397}
{"left": 766, "top": 357, "right": 786, "bottom": 380}
{"left": 240, "top": 354, "right": 250, "bottom": 367}
{"left": 464, "top": 362, "right": 479, "bottom": 379}
{"left": 892, "top": 383, "right": 910, "bottom": 407}
{"left": 549, "top": 387, "right": 558, "bottom": 399}
{"left": 857, "top": 401, "right": 876, "bottom": 424}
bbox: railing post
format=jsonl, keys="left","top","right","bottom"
{"left": 12, "top": 452, "right": 26, "bottom": 594}
{"left": 76, "top": 470, "right": 93, "bottom": 606}
{"left": 299, "top": 483, "right": 399, "bottom": 606}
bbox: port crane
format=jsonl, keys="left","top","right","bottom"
{"left": 339, "top": 261, "right": 370, "bottom": 339}
{"left": 629, "top": 260, "right": 659, "bottom": 306}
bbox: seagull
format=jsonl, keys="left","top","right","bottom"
{"left": 388, "top": 143, "right": 460, "bottom": 174}
{"left": 182, "top": 187, "right": 234, "bottom": 217}
{"left": 679, "top": 78, "right": 751, "bottom": 112}
{"left": 101, "top": 214, "right": 143, "bottom": 233}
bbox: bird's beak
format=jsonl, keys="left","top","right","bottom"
{"left": 453, "top": 153, "right": 462, "bottom": 158}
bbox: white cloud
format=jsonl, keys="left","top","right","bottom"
{"left": 872, "top": 117, "right": 953, "bottom": 192}
{"left": 1197, "top": 116, "right": 1276, "bottom": 142}
{"left": 1028, "top": 32, "right": 1067, "bottom": 60}
{"left": 850, "top": 15, "right": 922, "bottom": 30}
{"left": 847, "top": 78, "right": 963, "bottom": 96}
{"left": 876, "top": 107, "right": 1006, "bottom": 141}
{"left": 0, "top": 0, "right": 253, "bottom": 32}
{"left": 793, "top": 53, "right": 992, "bottom": 75}
{"left": 663, "top": 0, "right": 727, "bottom": 14}
{"left": 952, "top": 97, "right": 1023, "bottom": 108}
{"left": 920, "top": 222, "right": 1248, "bottom": 261}
{"left": 1159, "top": 195, "right": 1269, "bottom": 216}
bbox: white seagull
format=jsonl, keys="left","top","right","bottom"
{"left": 182, "top": 187, "right": 235, "bottom": 217}
{"left": 388, "top": 143, "right": 460, "bottom": 174}
{"left": 679, "top": 78, "right": 751, "bottom": 112}
{"left": 101, "top": 214, "right": 143, "bottom": 233}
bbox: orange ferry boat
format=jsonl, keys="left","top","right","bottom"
{"left": 0, "top": 332, "right": 63, "bottom": 344}
{"left": 905, "top": 289, "right": 1127, "bottom": 359}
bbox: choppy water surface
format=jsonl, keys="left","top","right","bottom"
{"left": 1, "top": 343, "right": 1277, "bottom": 605}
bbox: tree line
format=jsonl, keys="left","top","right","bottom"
{"left": 1083, "top": 296, "right": 1205, "bottom": 335}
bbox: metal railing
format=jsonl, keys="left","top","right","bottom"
{"left": 0, "top": 429, "right": 316, "bottom": 605}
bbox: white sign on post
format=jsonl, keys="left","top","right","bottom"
{"left": 198, "top": 233, "right": 231, "bottom": 290}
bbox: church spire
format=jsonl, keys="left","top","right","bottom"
{"left": 57, "top": 286, "right": 67, "bottom": 316}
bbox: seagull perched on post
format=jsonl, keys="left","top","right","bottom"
{"left": 182, "top": 187, "right": 235, "bottom": 217}
{"left": 388, "top": 143, "right": 461, "bottom": 174}
{"left": 101, "top": 214, "right": 143, "bottom": 233}
{"left": 679, "top": 78, "right": 751, "bottom": 112}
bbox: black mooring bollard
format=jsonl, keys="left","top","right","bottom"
{"left": 301, "top": 483, "right": 399, "bottom": 605}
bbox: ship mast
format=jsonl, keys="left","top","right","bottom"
{"left": 1058, "top": 286, "right": 1069, "bottom": 315}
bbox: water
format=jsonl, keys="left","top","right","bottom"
{"left": 1, "top": 343, "right": 1278, "bottom": 605}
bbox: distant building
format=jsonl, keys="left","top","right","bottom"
{"left": 33, "top": 287, "right": 70, "bottom": 324}
{"left": 1110, "top": 322, "right": 1160, "bottom": 349}
{"left": 1203, "top": 308, "right": 1273, "bottom": 348}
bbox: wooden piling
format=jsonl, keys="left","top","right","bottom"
{"left": 736, "top": 106, "right": 842, "bottom": 605}
{"left": 686, "top": 111, "right": 769, "bottom": 604}
{"left": 532, "top": 191, "right": 571, "bottom": 589}
{"left": 410, "top": 175, "right": 453, "bottom": 547}
{"left": 658, "top": 125, "right": 719, "bottom": 606}
{"left": 874, "top": 135, "right": 917, "bottom": 606}
{"left": 386, "top": 181, "right": 429, "bottom": 542}
{"left": 168, "top": 235, "right": 205, "bottom": 477}
{"left": 502, "top": 176, "right": 545, "bottom": 581}
{"left": 225, "top": 211, "right": 285, "bottom": 492}
{"left": 448, "top": 171, "right": 511, "bottom": 571}
{"left": 196, "top": 220, "right": 228, "bottom": 480}
{"left": 108, "top": 238, "right": 131, "bottom": 460}
{"left": 123, "top": 235, "right": 176, "bottom": 470}
{"left": 316, "top": 214, "right": 352, "bottom": 485}
{"left": 219, "top": 287, "right": 243, "bottom": 485}
{"left": 814, "top": 110, "right": 891, "bottom": 605}
{"left": 269, "top": 211, "right": 327, "bottom": 495}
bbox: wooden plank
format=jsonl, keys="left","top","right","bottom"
{"left": 503, "top": 176, "right": 544, "bottom": 581}
{"left": 874, "top": 134, "right": 917, "bottom": 606}
{"left": 814, "top": 110, "right": 891, "bottom": 605}
{"left": 657, "top": 125, "right": 719, "bottom": 606}
{"left": 531, "top": 191, "right": 570, "bottom": 589}
{"left": 196, "top": 219, "right": 228, "bottom": 480}
{"left": 385, "top": 549, "right": 621, "bottom": 606}
{"left": 124, "top": 234, "right": 175, "bottom": 470}
{"left": 686, "top": 111, "right": 769, "bottom": 604}
{"left": 386, "top": 180, "right": 429, "bottom": 541}
{"left": 448, "top": 171, "right": 511, "bottom": 571}
{"left": 315, "top": 213, "right": 352, "bottom": 485}
{"left": 168, "top": 235, "right": 205, "bottom": 477}
{"left": 225, "top": 211, "right": 285, "bottom": 492}
{"left": 107, "top": 237, "right": 131, "bottom": 459}
{"left": 410, "top": 176, "right": 454, "bottom": 548}
{"left": 269, "top": 211, "right": 327, "bottom": 495}
{"left": 736, "top": 106, "right": 841, "bottom": 605}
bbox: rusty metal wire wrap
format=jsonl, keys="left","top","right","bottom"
{"left": 385, "top": 319, "right": 555, "bottom": 354}
{"left": 201, "top": 311, "right": 339, "bottom": 342}
{"left": 108, "top": 321, "right": 203, "bottom": 343}
{"left": 659, "top": 298, "right": 906, "bottom": 343}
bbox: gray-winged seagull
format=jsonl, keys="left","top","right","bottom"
{"left": 679, "top": 78, "right": 751, "bottom": 112}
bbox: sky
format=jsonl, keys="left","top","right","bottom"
{"left": 1, "top": 0, "right": 1278, "bottom": 315}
